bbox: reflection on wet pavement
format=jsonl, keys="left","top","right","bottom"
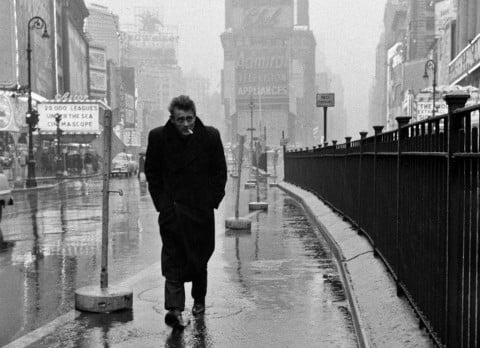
{"left": 0, "top": 176, "right": 356, "bottom": 347}
{"left": 0, "top": 178, "right": 161, "bottom": 346}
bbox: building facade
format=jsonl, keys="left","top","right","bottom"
{"left": 120, "top": 8, "right": 182, "bottom": 148}
{"left": 221, "top": 0, "right": 316, "bottom": 148}
{"left": 449, "top": 0, "right": 480, "bottom": 87}
{"left": 0, "top": 0, "right": 91, "bottom": 178}
{"left": 369, "top": 0, "right": 440, "bottom": 130}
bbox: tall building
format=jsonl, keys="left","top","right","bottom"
{"left": 221, "top": 0, "right": 316, "bottom": 148}
{"left": 406, "top": 0, "right": 435, "bottom": 60}
{"left": 120, "top": 8, "right": 182, "bottom": 148}
{"left": 184, "top": 71, "right": 210, "bottom": 119}
{"left": 85, "top": 3, "right": 120, "bottom": 65}
{"left": 0, "top": 0, "right": 89, "bottom": 159}
{"left": 450, "top": 0, "right": 480, "bottom": 87}
{"left": 369, "top": 0, "right": 440, "bottom": 130}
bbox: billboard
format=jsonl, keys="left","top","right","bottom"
{"left": 449, "top": 33, "right": 480, "bottom": 85}
{"left": 230, "top": 0, "right": 294, "bottom": 30}
{"left": 89, "top": 47, "right": 107, "bottom": 70}
{"left": 0, "top": 95, "right": 14, "bottom": 130}
{"left": 0, "top": 1, "right": 16, "bottom": 87}
{"left": 119, "top": 67, "right": 136, "bottom": 128}
{"left": 123, "top": 129, "right": 141, "bottom": 147}
{"left": 121, "top": 29, "right": 179, "bottom": 65}
{"left": 235, "top": 47, "right": 289, "bottom": 108}
{"left": 90, "top": 71, "right": 107, "bottom": 93}
{"left": 38, "top": 103, "right": 100, "bottom": 133}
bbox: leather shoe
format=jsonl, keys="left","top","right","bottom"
{"left": 192, "top": 302, "right": 205, "bottom": 316}
{"left": 165, "top": 310, "right": 189, "bottom": 329}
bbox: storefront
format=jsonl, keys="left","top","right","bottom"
{"left": 37, "top": 98, "right": 110, "bottom": 176}
{"left": 0, "top": 90, "right": 46, "bottom": 182}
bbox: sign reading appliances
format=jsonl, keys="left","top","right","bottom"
{"left": 38, "top": 103, "right": 100, "bottom": 133}
{"left": 236, "top": 48, "right": 289, "bottom": 106}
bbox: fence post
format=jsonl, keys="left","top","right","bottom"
{"left": 357, "top": 132, "right": 368, "bottom": 232}
{"left": 395, "top": 116, "right": 411, "bottom": 296}
{"left": 282, "top": 131, "right": 286, "bottom": 181}
{"left": 444, "top": 93, "right": 469, "bottom": 347}
{"left": 372, "top": 126, "right": 384, "bottom": 256}
{"left": 343, "top": 137, "right": 352, "bottom": 217}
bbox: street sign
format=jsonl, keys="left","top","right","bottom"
{"left": 316, "top": 93, "right": 335, "bottom": 108}
{"left": 280, "top": 138, "right": 289, "bottom": 146}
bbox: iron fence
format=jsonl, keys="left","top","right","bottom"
{"left": 284, "top": 93, "right": 480, "bottom": 347}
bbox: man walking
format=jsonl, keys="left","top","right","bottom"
{"left": 145, "top": 95, "right": 227, "bottom": 329}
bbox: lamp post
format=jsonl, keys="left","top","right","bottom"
{"left": 55, "top": 114, "right": 63, "bottom": 177}
{"left": 26, "top": 16, "right": 49, "bottom": 188}
{"left": 247, "top": 96, "right": 256, "bottom": 169}
{"left": 423, "top": 59, "right": 437, "bottom": 118}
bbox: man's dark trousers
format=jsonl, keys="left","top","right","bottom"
{"left": 165, "top": 269, "right": 207, "bottom": 311}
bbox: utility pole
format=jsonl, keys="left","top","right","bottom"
{"left": 323, "top": 106, "right": 328, "bottom": 142}
{"left": 247, "top": 96, "right": 256, "bottom": 169}
{"left": 55, "top": 114, "right": 63, "bottom": 177}
{"left": 26, "top": 16, "right": 50, "bottom": 188}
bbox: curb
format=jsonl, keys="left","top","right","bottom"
{"left": 4, "top": 262, "right": 163, "bottom": 348}
{"left": 278, "top": 182, "right": 433, "bottom": 348}
{"left": 278, "top": 182, "right": 370, "bottom": 348}
{"left": 11, "top": 184, "right": 58, "bottom": 194}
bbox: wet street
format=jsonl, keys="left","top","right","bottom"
{"left": 0, "top": 173, "right": 357, "bottom": 347}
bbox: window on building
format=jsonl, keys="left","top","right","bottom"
{"left": 426, "top": 19, "right": 434, "bottom": 31}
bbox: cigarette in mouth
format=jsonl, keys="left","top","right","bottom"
{"left": 188, "top": 129, "right": 194, "bottom": 134}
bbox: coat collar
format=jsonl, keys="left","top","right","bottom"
{"left": 163, "top": 117, "right": 207, "bottom": 170}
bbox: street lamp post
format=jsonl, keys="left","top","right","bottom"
{"left": 55, "top": 114, "right": 63, "bottom": 177}
{"left": 247, "top": 97, "right": 256, "bottom": 170}
{"left": 423, "top": 59, "right": 437, "bottom": 118}
{"left": 26, "top": 16, "right": 49, "bottom": 188}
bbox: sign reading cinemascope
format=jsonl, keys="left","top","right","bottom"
{"left": 38, "top": 103, "right": 100, "bottom": 133}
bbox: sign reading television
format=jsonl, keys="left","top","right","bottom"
{"left": 38, "top": 103, "right": 100, "bottom": 133}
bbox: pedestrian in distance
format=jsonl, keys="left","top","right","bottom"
{"left": 145, "top": 95, "right": 227, "bottom": 330}
{"left": 138, "top": 152, "right": 146, "bottom": 179}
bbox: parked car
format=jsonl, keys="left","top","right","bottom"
{"left": 0, "top": 173, "right": 13, "bottom": 222}
{"left": 111, "top": 152, "right": 138, "bottom": 177}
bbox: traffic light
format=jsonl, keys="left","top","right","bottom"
{"left": 55, "top": 114, "right": 63, "bottom": 136}
{"left": 27, "top": 109, "right": 39, "bottom": 129}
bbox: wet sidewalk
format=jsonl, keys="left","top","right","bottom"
{"left": 8, "top": 178, "right": 357, "bottom": 348}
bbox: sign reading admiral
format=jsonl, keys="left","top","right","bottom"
{"left": 235, "top": 48, "right": 289, "bottom": 107}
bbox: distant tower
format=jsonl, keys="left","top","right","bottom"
{"left": 297, "top": 0, "right": 309, "bottom": 27}
{"left": 225, "top": 0, "right": 233, "bottom": 29}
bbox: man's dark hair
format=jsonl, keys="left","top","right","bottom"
{"left": 168, "top": 95, "right": 196, "bottom": 117}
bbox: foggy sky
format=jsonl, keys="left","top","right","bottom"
{"left": 89, "top": 0, "right": 386, "bottom": 137}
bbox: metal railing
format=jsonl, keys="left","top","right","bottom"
{"left": 284, "top": 93, "right": 480, "bottom": 348}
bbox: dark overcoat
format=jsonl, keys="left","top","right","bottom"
{"left": 145, "top": 118, "right": 227, "bottom": 282}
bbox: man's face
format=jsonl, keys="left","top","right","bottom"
{"left": 171, "top": 108, "right": 196, "bottom": 136}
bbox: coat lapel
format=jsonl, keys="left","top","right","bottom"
{"left": 163, "top": 118, "right": 207, "bottom": 171}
